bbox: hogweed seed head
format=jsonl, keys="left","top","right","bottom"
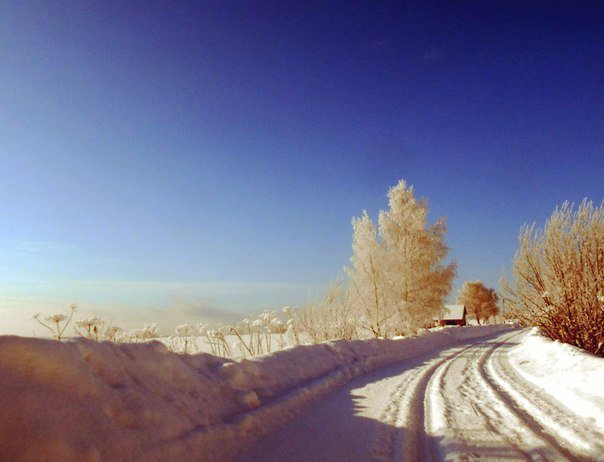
{"left": 45, "top": 313, "right": 68, "bottom": 323}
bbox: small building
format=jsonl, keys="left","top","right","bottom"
{"left": 435, "top": 304, "right": 467, "bottom": 327}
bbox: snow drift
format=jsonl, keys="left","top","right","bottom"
{"left": 0, "top": 326, "right": 508, "bottom": 462}
{"left": 510, "top": 328, "right": 604, "bottom": 432}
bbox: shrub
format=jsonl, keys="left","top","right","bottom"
{"left": 299, "top": 281, "right": 359, "bottom": 342}
{"left": 501, "top": 200, "right": 604, "bottom": 356}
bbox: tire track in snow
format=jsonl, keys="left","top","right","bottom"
{"left": 236, "top": 332, "right": 509, "bottom": 462}
{"left": 423, "top": 339, "right": 522, "bottom": 461}
{"left": 482, "top": 333, "right": 603, "bottom": 461}
{"left": 369, "top": 364, "right": 418, "bottom": 461}
{"left": 427, "top": 330, "right": 581, "bottom": 461}
{"left": 370, "top": 339, "right": 500, "bottom": 461}
{"left": 468, "top": 333, "right": 559, "bottom": 460}
{"left": 239, "top": 329, "right": 596, "bottom": 462}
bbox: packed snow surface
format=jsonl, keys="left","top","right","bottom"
{"left": 1, "top": 325, "right": 601, "bottom": 461}
{"left": 239, "top": 329, "right": 604, "bottom": 462}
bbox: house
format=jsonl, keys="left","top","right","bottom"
{"left": 435, "top": 304, "right": 467, "bottom": 327}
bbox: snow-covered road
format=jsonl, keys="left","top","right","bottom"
{"left": 237, "top": 330, "right": 602, "bottom": 462}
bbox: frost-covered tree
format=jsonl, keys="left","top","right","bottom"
{"left": 456, "top": 280, "right": 499, "bottom": 324}
{"left": 346, "top": 212, "right": 392, "bottom": 337}
{"left": 379, "top": 181, "right": 457, "bottom": 332}
{"left": 347, "top": 180, "right": 456, "bottom": 336}
{"left": 501, "top": 199, "right": 604, "bottom": 356}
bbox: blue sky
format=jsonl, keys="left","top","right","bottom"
{"left": 1, "top": 2, "right": 602, "bottom": 335}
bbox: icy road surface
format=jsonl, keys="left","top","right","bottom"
{"left": 238, "top": 330, "right": 603, "bottom": 462}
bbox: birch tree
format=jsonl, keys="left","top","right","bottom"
{"left": 347, "top": 180, "right": 456, "bottom": 336}
{"left": 346, "top": 211, "right": 392, "bottom": 337}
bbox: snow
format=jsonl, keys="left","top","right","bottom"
{"left": 239, "top": 328, "right": 604, "bottom": 462}
{"left": 439, "top": 304, "right": 466, "bottom": 321}
{"left": 2, "top": 325, "right": 601, "bottom": 461}
{"left": 0, "top": 325, "right": 507, "bottom": 461}
{"left": 508, "top": 327, "right": 604, "bottom": 444}
{"left": 424, "top": 330, "right": 578, "bottom": 461}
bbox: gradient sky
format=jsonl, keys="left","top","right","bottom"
{"left": 1, "top": 2, "right": 603, "bottom": 335}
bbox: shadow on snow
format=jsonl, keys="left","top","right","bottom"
{"left": 235, "top": 333, "right": 557, "bottom": 462}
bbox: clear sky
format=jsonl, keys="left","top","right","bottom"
{"left": 1, "top": 2, "right": 602, "bottom": 336}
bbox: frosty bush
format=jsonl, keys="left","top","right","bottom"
{"left": 501, "top": 200, "right": 604, "bottom": 356}
{"left": 172, "top": 323, "right": 197, "bottom": 353}
{"left": 159, "top": 308, "right": 299, "bottom": 357}
{"left": 103, "top": 326, "right": 124, "bottom": 342}
{"left": 192, "top": 323, "right": 230, "bottom": 356}
{"left": 283, "top": 306, "right": 301, "bottom": 346}
{"left": 300, "top": 281, "right": 359, "bottom": 342}
{"left": 226, "top": 309, "right": 294, "bottom": 357}
{"left": 127, "top": 323, "right": 160, "bottom": 342}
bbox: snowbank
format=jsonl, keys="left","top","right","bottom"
{"left": 510, "top": 328, "right": 604, "bottom": 431}
{"left": 0, "top": 325, "right": 509, "bottom": 462}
